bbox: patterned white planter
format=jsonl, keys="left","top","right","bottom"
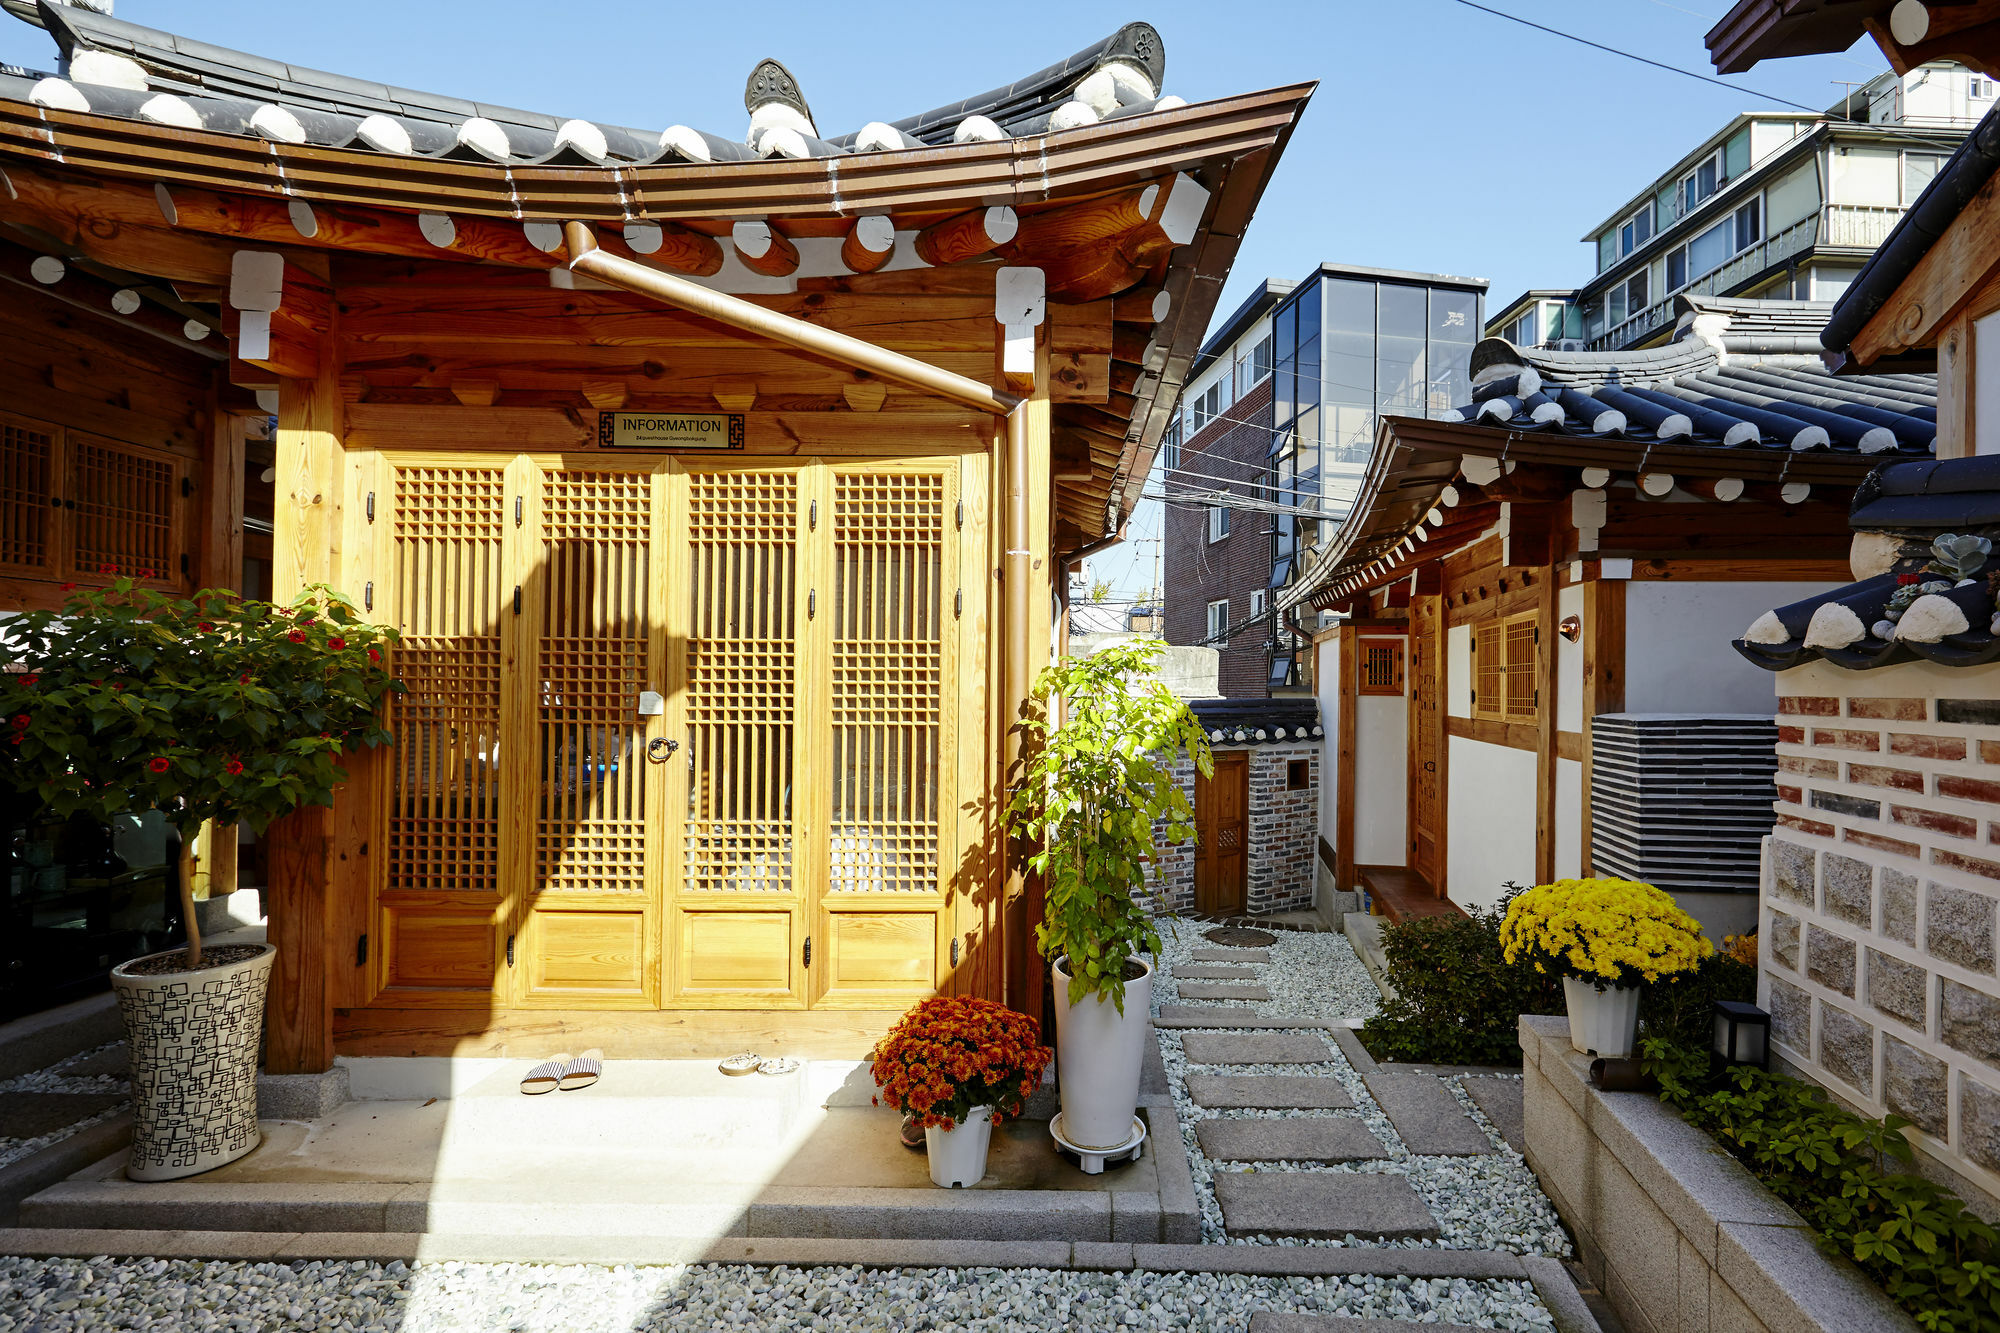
{"left": 1563, "top": 975, "right": 1642, "bottom": 1058}
{"left": 924, "top": 1105, "right": 994, "bottom": 1188}
{"left": 111, "top": 943, "right": 276, "bottom": 1182}
{"left": 1052, "top": 955, "right": 1153, "bottom": 1150}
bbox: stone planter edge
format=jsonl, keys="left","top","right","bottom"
{"left": 1517, "top": 1014, "right": 1917, "bottom": 1333}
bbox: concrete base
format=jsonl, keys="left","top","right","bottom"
{"left": 256, "top": 1066, "right": 351, "bottom": 1122}
{"left": 1518, "top": 1015, "right": 1916, "bottom": 1333}
{"left": 1343, "top": 912, "right": 1393, "bottom": 1001}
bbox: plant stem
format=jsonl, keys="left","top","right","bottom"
{"left": 178, "top": 823, "right": 204, "bottom": 967}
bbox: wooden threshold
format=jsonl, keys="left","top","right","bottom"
{"left": 333, "top": 1006, "right": 910, "bottom": 1061}
{"left": 1357, "top": 864, "right": 1466, "bottom": 925}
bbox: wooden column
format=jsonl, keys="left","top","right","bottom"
{"left": 1334, "top": 625, "right": 1358, "bottom": 893}
{"left": 196, "top": 382, "right": 248, "bottom": 900}
{"left": 1938, "top": 311, "right": 1974, "bottom": 460}
{"left": 1533, "top": 564, "right": 1559, "bottom": 887}
{"left": 1580, "top": 575, "right": 1627, "bottom": 877}
{"left": 264, "top": 358, "right": 345, "bottom": 1075}
{"left": 1002, "top": 332, "right": 1052, "bottom": 1023}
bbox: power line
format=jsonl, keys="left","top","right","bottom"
{"left": 1445, "top": 0, "right": 1845, "bottom": 116}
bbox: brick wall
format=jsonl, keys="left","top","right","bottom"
{"left": 1146, "top": 743, "right": 1317, "bottom": 916}
{"left": 1762, "top": 660, "right": 2000, "bottom": 1213}
{"left": 1163, "top": 376, "right": 1275, "bottom": 697}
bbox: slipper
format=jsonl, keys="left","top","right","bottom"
{"left": 719, "top": 1052, "right": 761, "bottom": 1077}
{"left": 899, "top": 1115, "right": 926, "bottom": 1151}
{"left": 756, "top": 1057, "right": 798, "bottom": 1077}
{"left": 520, "top": 1052, "right": 571, "bottom": 1095}
{"left": 558, "top": 1049, "right": 603, "bottom": 1091}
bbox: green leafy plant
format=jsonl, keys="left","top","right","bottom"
{"left": 1359, "top": 885, "right": 1567, "bottom": 1066}
{"left": 1007, "top": 641, "right": 1211, "bottom": 1013}
{"left": 1641, "top": 1035, "right": 2000, "bottom": 1332}
{"left": 1636, "top": 949, "right": 1758, "bottom": 1051}
{"left": 0, "top": 575, "right": 400, "bottom": 965}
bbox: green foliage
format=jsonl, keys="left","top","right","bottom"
{"left": 1006, "top": 642, "right": 1211, "bottom": 1014}
{"left": 1638, "top": 950, "right": 1758, "bottom": 1051}
{"left": 1642, "top": 1036, "right": 2000, "bottom": 1333}
{"left": 1359, "top": 887, "right": 1567, "bottom": 1066}
{"left": 0, "top": 577, "right": 400, "bottom": 847}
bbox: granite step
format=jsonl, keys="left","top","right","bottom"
{"left": 1184, "top": 1075, "right": 1354, "bottom": 1110}
{"left": 1194, "top": 1118, "right": 1388, "bottom": 1164}
{"left": 1361, "top": 1073, "right": 1494, "bottom": 1156}
{"left": 1179, "top": 1033, "right": 1333, "bottom": 1066}
{"left": 1173, "top": 983, "right": 1272, "bottom": 1002}
{"left": 1172, "top": 965, "right": 1262, "bottom": 981}
{"left": 1191, "top": 948, "right": 1270, "bottom": 964}
{"left": 1212, "top": 1172, "right": 1439, "bottom": 1240}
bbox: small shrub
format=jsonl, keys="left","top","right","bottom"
{"left": 1359, "top": 887, "right": 1566, "bottom": 1066}
{"left": 1638, "top": 950, "right": 1758, "bottom": 1051}
{"left": 1642, "top": 1037, "right": 2000, "bottom": 1333}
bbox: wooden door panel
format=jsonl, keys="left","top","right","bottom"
{"left": 526, "top": 910, "right": 648, "bottom": 997}
{"left": 823, "top": 910, "right": 938, "bottom": 996}
{"left": 679, "top": 909, "right": 797, "bottom": 995}
{"left": 1194, "top": 754, "right": 1248, "bottom": 915}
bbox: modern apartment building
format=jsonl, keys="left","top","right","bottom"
{"left": 1488, "top": 61, "right": 1989, "bottom": 350}
{"left": 1162, "top": 266, "right": 1486, "bottom": 695}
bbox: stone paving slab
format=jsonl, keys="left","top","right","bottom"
{"left": 0, "top": 1091, "right": 128, "bottom": 1140}
{"left": 1463, "top": 1076, "right": 1526, "bottom": 1155}
{"left": 1361, "top": 1073, "right": 1494, "bottom": 1156}
{"left": 1156, "top": 1009, "right": 1324, "bottom": 1030}
{"left": 1191, "top": 948, "right": 1270, "bottom": 963}
{"left": 1174, "top": 983, "right": 1273, "bottom": 1002}
{"left": 1126, "top": 1244, "right": 1524, "bottom": 1279}
{"left": 1212, "top": 1171, "right": 1439, "bottom": 1240}
{"left": 1173, "top": 964, "right": 1262, "bottom": 980}
{"left": 1185, "top": 1075, "right": 1354, "bottom": 1110}
{"left": 1195, "top": 1118, "right": 1388, "bottom": 1164}
{"left": 1251, "top": 1314, "right": 1489, "bottom": 1333}
{"left": 1180, "top": 1033, "right": 1333, "bottom": 1065}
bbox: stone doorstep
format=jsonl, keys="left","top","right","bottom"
{"left": 1184, "top": 1075, "right": 1355, "bottom": 1110}
{"left": 0, "top": 1112, "right": 132, "bottom": 1228}
{"left": 1194, "top": 1118, "right": 1389, "bottom": 1164}
{"left": 1211, "top": 1172, "right": 1440, "bottom": 1241}
{"left": 1361, "top": 1072, "right": 1494, "bottom": 1157}
{"left": 0, "top": 1227, "right": 1534, "bottom": 1278}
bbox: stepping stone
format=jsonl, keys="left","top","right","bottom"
{"left": 1252, "top": 1314, "right": 1489, "bottom": 1333}
{"left": 1181, "top": 1032, "right": 1332, "bottom": 1066}
{"left": 1361, "top": 1072, "right": 1494, "bottom": 1156}
{"left": 1175, "top": 983, "right": 1272, "bottom": 1002}
{"left": 1157, "top": 1009, "right": 1317, "bottom": 1030}
{"left": 1213, "top": 1171, "right": 1439, "bottom": 1240}
{"left": 1463, "top": 1076, "right": 1525, "bottom": 1154}
{"left": 1196, "top": 1117, "right": 1388, "bottom": 1163}
{"left": 0, "top": 1091, "right": 126, "bottom": 1140}
{"left": 1192, "top": 947, "right": 1270, "bottom": 964}
{"left": 1186, "top": 1075, "right": 1354, "bottom": 1110}
{"left": 1174, "top": 964, "right": 1261, "bottom": 980}
{"left": 1205, "top": 926, "right": 1278, "bottom": 948}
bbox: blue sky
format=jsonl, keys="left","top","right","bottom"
{"left": 0, "top": 1, "right": 1884, "bottom": 599}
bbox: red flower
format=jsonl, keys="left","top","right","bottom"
{"left": 298, "top": 613, "right": 315, "bottom": 625}
{"left": 224, "top": 759, "right": 244, "bottom": 776}
{"left": 135, "top": 569, "right": 154, "bottom": 579}
{"left": 60, "top": 583, "right": 75, "bottom": 592}
{"left": 197, "top": 621, "right": 215, "bottom": 633}
{"left": 328, "top": 636, "right": 347, "bottom": 651}
{"left": 319, "top": 732, "right": 332, "bottom": 740}
{"left": 367, "top": 648, "right": 382, "bottom": 664}
{"left": 10, "top": 714, "right": 27, "bottom": 731}
{"left": 147, "top": 757, "right": 170, "bottom": 774}
{"left": 239, "top": 672, "right": 253, "bottom": 685}
{"left": 288, "top": 630, "right": 307, "bottom": 644}
{"left": 98, "top": 564, "right": 118, "bottom": 575}
{"left": 19, "top": 675, "right": 36, "bottom": 688}
{"left": 7, "top": 736, "right": 18, "bottom": 747}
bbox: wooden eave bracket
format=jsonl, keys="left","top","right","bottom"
{"left": 224, "top": 250, "right": 329, "bottom": 385}
{"left": 996, "top": 266, "right": 1046, "bottom": 395}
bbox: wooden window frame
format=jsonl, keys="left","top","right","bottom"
{"left": 1470, "top": 610, "right": 1541, "bottom": 723}
{"left": 0, "top": 409, "right": 188, "bottom": 592}
{"left": 1356, "top": 635, "right": 1406, "bottom": 697}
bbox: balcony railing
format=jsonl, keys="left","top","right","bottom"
{"left": 1588, "top": 210, "right": 1857, "bottom": 350}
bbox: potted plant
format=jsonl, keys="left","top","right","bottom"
{"left": 1008, "top": 641, "right": 1210, "bottom": 1153}
{"left": 869, "top": 996, "right": 1052, "bottom": 1188}
{"left": 0, "top": 573, "right": 397, "bottom": 1181}
{"left": 1500, "top": 877, "right": 1712, "bottom": 1058}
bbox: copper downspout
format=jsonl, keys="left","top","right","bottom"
{"left": 561, "top": 222, "right": 1040, "bottom": 1005}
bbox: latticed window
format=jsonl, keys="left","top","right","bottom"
{"left": 0, "top": 412, "right": 185, "bottom": 586}
{"left": 1356, "top": 636, "right": 1404, "bottom": 696}
{"left": 1471, "top": 611, "right": 1539, "bottom": 721}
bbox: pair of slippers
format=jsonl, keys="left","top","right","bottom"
{"left": 718, "top": 1052, "right": 799, "bottom": 1077}
{"left": 519, "top": 1049, "right": 603, "bottom": 1095}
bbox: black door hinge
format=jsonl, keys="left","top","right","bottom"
{"left": 179, "top": 553, "right": 189, "bottom": 575}
{"left": 181, "top": 476, "right": 193, "bottom": 498}
{"left": 506, "top": 934, "right": 516, "bottom": 966}
{"left": 515, "top": 496, "right": 524, "bottom": 527}
{"left": 808, "top": 589, "right": 816, "bottom": 619}
{"left": 949, "top": 936, "right": 961, "bottom": 967}
{"left": 954, "top": 588, "right": 963, "bottom": 618}
{"left": 810, "top": 499, "right": 818, "bottom": 530}
{"left": 365, "top": 491, "right": 375, "bottom": 523}
{"left": 955, "top": 500, "right": 964, "bottom": 529}
{"left": 364, "top": 581, "right": 374, "bottom": 612}
{"left": 802, "top": 936, "right": 812, "bottom": 968}
{"left": 514, "top": 586, "right": 523, "bottom": 614}
{"left": 356, "top": 933, "right": 368, "bottom": 967}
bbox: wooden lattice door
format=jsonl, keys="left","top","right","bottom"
{"left": 1194, "top": 753, "right": 1248, "bottom": 915}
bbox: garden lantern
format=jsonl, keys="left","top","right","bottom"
{"left": 1712, "top": 999, "right": 1770, "bottom": 1070}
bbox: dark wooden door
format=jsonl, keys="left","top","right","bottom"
{"left": 1195, "top": 752, "right": 1248, "bottom": 915}
{"left": 1409, "top": 596, "right": 1443, "bottom": 893}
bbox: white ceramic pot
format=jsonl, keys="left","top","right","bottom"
{"left": 1051, "top": 955, "right": 1153, "bottom": 1151}
{"left": 1564, "top": 975, "right": 1642, "bottom": 1058}
{"left": 925, "top": 1105, "right": 995, "bottom": 1188}
{"left": 111, "top": 943, "right": 276, "bottom": 1182}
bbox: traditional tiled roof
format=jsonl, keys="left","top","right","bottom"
{"left": 1733, "top": 456, "right": 2000, "bottom": 671}
{"left": 1452, "top": 294, "right": 1938, "bottom": 456}
{"left": 1188, "top": 697, "right": 1321, "bottom": 746}
{"left": 2, "top": 2, "right": 1176, "bottom": 166}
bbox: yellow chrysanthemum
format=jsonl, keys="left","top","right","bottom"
{"left": 1500, "top": 878, "right": 1713, "bottom": 985}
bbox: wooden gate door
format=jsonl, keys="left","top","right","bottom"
{"left": 1408, "top": 595, "right": 1443, "bottom": 891}
{"left": 1194, "top": 753, "right": 1248, "bottom": 915}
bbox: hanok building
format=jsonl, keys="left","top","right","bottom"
{"left": 0, "top": 2, "right": 1310, "bottom": 1076}
{"left": 1286, "top": 294, "right": 1941, "bottom": 934}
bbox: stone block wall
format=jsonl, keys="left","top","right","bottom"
{"left": 1146, "top": 743, "right": 1317, "bottom": 916}
{"left": 1763, "top": 660, "right": 2000, "bottom": 1215}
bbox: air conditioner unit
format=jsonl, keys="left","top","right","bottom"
{"left": 1554, "top": 339, "right": 1588, "bottom": 352}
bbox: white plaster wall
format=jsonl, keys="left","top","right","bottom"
{"left": 1555, "top": 757, "right": 1583, "bottom": 881}
{"left": 1624, "top": 581, "right": 1838, "bottom": 714}
{"left": 1446, "top": 736, "right": 1537, "bottom": 911}
{"left": 1977, "top": 308, "right": 2000, "bottom": 457}
{"left": 1355, "top": 694, "right": 1408, "bottom": 866}
{"left": 1446, "top": 623, "right": 1472, "bottom": 718}
{"left": 1316, "top": 636, "right": 1339, "bottom": 856}
{"left": 1765, "top": 158, "right": 1822, "bottom": 230}
{"left": 1829, "top": 145, "right": 1899, "bottom": 205}
{"left": 1557, "top": 583, "right": 1584, "bottom": 735}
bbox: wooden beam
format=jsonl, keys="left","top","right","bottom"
{"left": 1851, "top": 165, "right": 2000, "bottom": 364}
{"left": 1335, "top": 625, "right": 1358, "bottom": 893}
{"left": 1937, "top": 308, "right": 1974, "bottom": 459}
{"left": 1533, "top": 561, "right": 1558, "bottom": 887}
{"left": 713, "top": 380, "right": 758, "bottom": 412}
{"left": 839, "top": 215, "right": 896, "bottom": 274}
{"left": 580, "top": 378, "right": 628, "bottom": 410}
{"left": 730, "top": 221, "right": 800, "bottom": 278}
{"left": 841, "top": 381, "right": 888, "bottom": 412}
{"left": 1579, "top": 575, "right": 1625, "bottom": 878}
{"left": 914, "top": 206, "right": 1018, "bottom": 267}
{"left": 448, "top": 377, "right": 501, "bottom": 407}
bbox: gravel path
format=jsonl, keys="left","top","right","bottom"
{"left": 1152, "top": 925, "right": 1569, "bottom": 1257}
{"left": 0, "top": 1256, "right": 1558, "bottom": 1332}
{"left": 0, "top": 1042, "right": 131, "bottom": 1170}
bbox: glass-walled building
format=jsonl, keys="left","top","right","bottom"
{"left": 1266, "top": 266, "right": 1486, "bottom": 675}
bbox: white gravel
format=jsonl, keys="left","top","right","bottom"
{"left": 0, "top": 1042, "right": 132, "bottom": 1170}
{"left": 0, "top": 1256, "right": 1558, "bottom": 1332}
{"left": 1151, "top": 924, "right": 1569, "bottom": 1257}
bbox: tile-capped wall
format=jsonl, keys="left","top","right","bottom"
{"left": 1146, "top": 743, "right": 1317, "bottom": 916}
{"left": 1762, "top": 660, "right": 2000, "bottom": 1215}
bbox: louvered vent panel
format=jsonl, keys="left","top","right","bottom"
{"left": 0, "top": 415, "right": 53, "bottom": 576}
{"left": 1588, "top": 713, "right": 1779, "bottom": 896}
{"left": 71, "top": 436, "right": 173, "bottom": 579}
